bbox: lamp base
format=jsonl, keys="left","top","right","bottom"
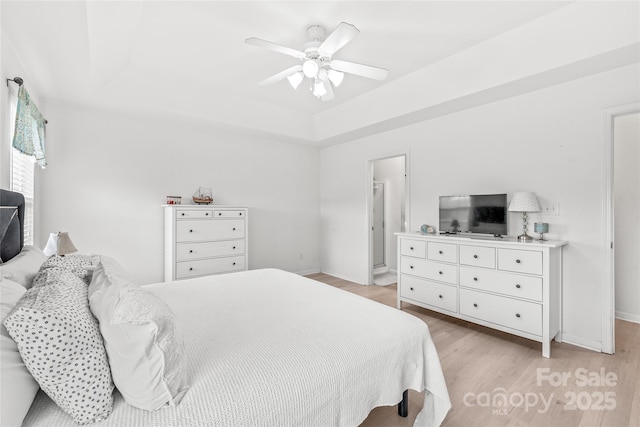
{"left": 517, "top": 233, "right": 533, "bottom": 242}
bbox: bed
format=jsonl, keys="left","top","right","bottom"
{"left": 0, "top": 189, "right": 451, "bottom": 427}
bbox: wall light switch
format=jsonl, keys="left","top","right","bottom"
{"left": 541, "top": 202, "right": 559, "bottom": 216}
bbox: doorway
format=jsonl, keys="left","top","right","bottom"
{"left": 603, "top": 102, "right": 640, "bottom": 354}
{"left": 367, "top": 154, "right": 408, "bottom": 286}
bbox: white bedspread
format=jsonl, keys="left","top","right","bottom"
{"left": 23, "top": 268, "right": 450, "bottom": 426}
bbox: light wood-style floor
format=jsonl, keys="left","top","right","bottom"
{"left": 306, "top": 273, "right": 640, "bottom": 427}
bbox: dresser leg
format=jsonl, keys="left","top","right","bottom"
{"left": 542, "top": 341, "right": 551, "bottom": 358}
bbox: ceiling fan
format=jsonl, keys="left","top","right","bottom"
{"left": 245, "top": 22, "right": 388, "bottom": 101}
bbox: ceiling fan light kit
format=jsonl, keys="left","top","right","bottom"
{"left": 246, "top": 22, "right": 388, "bottom": 101}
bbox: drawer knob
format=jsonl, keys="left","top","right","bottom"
{"left": 205, "top": 212, "right": 209, "bottom": 216}
{"left": 473, "top": 277, "right": 478, "bottom": 282}
{"left": 438, "top": 294, "right": 443, "bottom": 299}
{"left": 438, "top": 250, "right": 443, "bottom": 255}
{"left": 233, "top": 262, "right": 236, "bottom": 266}
{"left": 233, "top": 246, "right": 236, "bottom": 250}
{"left": 410, "top": 265, "right": 414, "bottom": 269}
{"left": 473, "top": 303, "right": 478, "bottom": 308}
{"left": 410, "top": 287, "right": 414, "bottom": 291}
{"left": 516, "top": 313, "right": 521, "bottom": 318}
{"left": 410, "top": 246, "right": 414, "bottom": 250}
{"left": 181, "top": 213, "right": 185, "bottom": 216}
{"left": 473, "top": 254, "right": 478, "bottom": 259}
{"left": 189, "top": 229, "right": 193, "bottom": 233}
{"left": 516, "top": 259, "right": 521, "bottom": 264}
{"left": 233, "top": 227, "right": 236, "bottom": 231}
{"left": 438, "top": 271, "right": 443, "bottom": 275}
{"left": 239, "top": 213, "right": 243, "bottom": 216}
{"left": 189, "top": 267, "right": 193, "bottom": 271}
{"left": 218, "top": 212, "right": 222, "bottom": 216}
{"left": 516, "top": 284, "right": 521, "bottom": 289}
{"left": 189, "top": 250, "right": 193, "bottom": 253}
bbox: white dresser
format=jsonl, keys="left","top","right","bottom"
{"left": 396, "top": 233, "right": 567, "bottom": 357}
{"left": 164, "top": 205, "right": 248, "bottom": 281}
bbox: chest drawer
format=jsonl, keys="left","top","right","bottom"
{"left": 460, "top": 245, "right": 496, "bottom": 269}
{"left": 401, "top": 275, "right": 457, "bottom": 313}
{"left": 460, "top": 267, "right": 543, "bottom": 301}
{"left": 176, "top": 240, "right": 245, "bottom": 261}
{"left": 460, "top": 288, "right": 542, "bottom": 336}
{"left": 177, "top": 220, "right": 245, "bottom": 242}
{"left": 498, "top": 249, "right": 543, "bottom": 275}
{"left": 176, "top": 256, "right": 245, "bottom": 279}
{"left": 427, "top": 242, "right": 457, "bottom": 263}
{"left": 400, "top": 257, "right": 457, "bottom": 285}
{"left": 177, "top": 209, "right": 213, "bottom": 219}
{"left": 400, "top": 239, "right": 426, "bottom": 258}
{"left": 213, "top": 209, "right": 246, "bottom": 218}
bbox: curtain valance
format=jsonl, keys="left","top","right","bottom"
{"left": 12, "top": 85, "right": 47, "bottom": 168}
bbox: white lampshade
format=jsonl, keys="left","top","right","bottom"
{"left": 508, "top": 192, "right": 541, "bottom": 213}
{"left": 302, "top": 59, "right": 319, "bottom": 78}
{"left": 313, "top": 79, "right": 327, "bottom": 97}
{"left": 286, "top": 71, "right": 304, "bottom": 90}
{"left": 327, "top": 69, "right": 344, "bottom": 87}
{"left": 43, "top": 232, "right": 77, "bottom": 256}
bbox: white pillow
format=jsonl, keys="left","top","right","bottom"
{"left": 1, "top": 278, "right": 40, "bottom": 427}
{"left": 88, "top": 256, "right": 189, "bottom": 411}
{"left": 3, "top": 269, "right": 114, "bottom": 424}
{"left": 0, "top": 246, "right": 47, "bottom": 288}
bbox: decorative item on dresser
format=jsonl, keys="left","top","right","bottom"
{"left": 164, "top": 205, "right": 248, "bottom": 281}
{"left": 396, "top": 233, "right": 568, "bottom": 357}
{"left": 534, "top": 222, "right": 549, "bottom": 241}
{"left": 508, "top": 192, "right": 541, "bottom": 241}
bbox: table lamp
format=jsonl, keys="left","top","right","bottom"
{"left": 43, "top": 232, "right": 77, "bottom": 256}
{"left": 508, "top": 192, "right": 540, "bottom": 241}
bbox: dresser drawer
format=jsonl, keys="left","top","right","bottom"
{"left": 400, "top": 239, "right": 426, "bottom": 258}
{"left": 460, "top": 288, "right": 542, "bottom": 336}
{"left": 460, "top": 245, "right": 496, "bottom": 269}
{"left": 176, "top": 240, "right": 245, "bottom": 261}
{"left": 498, "top": 249, "right": 543, "bottom": 275}
{"left": 460, "top": 267, "right": 543, "bottom": 301}
{"left": 176, "top": 256, "right": 245, "bottom": 279}
{"left": 400, "top": 275, "right": 457, "bottom": 313}
{"left": 177, "top": 220, "right": 245, "bottom": 242}
{"left": 177, "top": 209, "right": 213, "bottom": 219}
{"left": 400, "top": 257, "right": 457, "bottom": 285}
{"left": 213, "top": 209, "right": 246, "bottom": 218}
{"left": 427, "top": 242, "right": 457, "bottom": 263}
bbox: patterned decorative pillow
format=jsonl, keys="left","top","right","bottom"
{"left": 32, "top": 254, "right": 99, "bottom": 288}
{"left": 89, "top": 256, "right": 189, "bottom": 411}
{"left": 3, "top": 268, "right": 114, "bottom": 424}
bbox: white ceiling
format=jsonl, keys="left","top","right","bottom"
{"left": 2, "top": 1, "right": 638, "bottom": 145}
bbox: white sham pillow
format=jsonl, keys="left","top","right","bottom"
{"left": 0, "top": 246, "right": 47, "bottom": 288}
{"left": 88, "top": 256, "right": 189, "bottom": 411}
{"left": 1, "top": 278, "right": 40, "bottom": 427}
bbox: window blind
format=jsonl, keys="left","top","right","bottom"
{"left": 8, "top": 86, "right": 35, "bottom": 245}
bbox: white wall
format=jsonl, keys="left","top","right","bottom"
{"left": 36, "top": 100, "right": 321, "bottom": 284}
{"left": 320, "top": 64, "right": 640, "bottom": 350}
{"left": 614, "top": 112, "right": 640, "bottom": 323}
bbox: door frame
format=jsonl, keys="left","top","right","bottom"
{"left": 372, "top": 180, "right": 388, "bottom": 272}
{"left": 366, "top": 152, "right": 410, "bottom": 285}
{"left": 602, "top": 102, "right": 640, "bottom": 354}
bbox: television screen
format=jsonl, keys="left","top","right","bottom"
{"left": 439, "top": 194, "right": 507, "bottom": 236}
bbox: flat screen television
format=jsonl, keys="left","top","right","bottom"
{"left": 439, "top": 194, "right": 508, "bottom": 236}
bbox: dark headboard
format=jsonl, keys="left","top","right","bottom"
{"left": 0, "top": 189, "right": 25, "bottom": 263}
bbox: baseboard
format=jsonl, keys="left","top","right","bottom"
{"left": 319, "top": 269, "right": 364, "bottom": 285}
{"left": 561, "top": 333, "right": 602, "bottom": 353}
{"left": 296, "top": 268, "right": 321, "bottom": 276}
{"left": 615, "top": 311, "right": 640, "bottom": 324}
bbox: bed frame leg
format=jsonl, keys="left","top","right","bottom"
{"left": 398, "top": 389, "right": 408, "bottom": 417}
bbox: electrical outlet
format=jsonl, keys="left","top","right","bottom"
{"left": 541, "top": 202, "right": 559, "bottom": 216}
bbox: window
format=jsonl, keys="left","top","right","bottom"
{"left": 8, "top": 86, "right": 35, "bottom": 245}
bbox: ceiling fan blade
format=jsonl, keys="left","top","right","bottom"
{"left": 330, "top": 59, "right": 388, "bottom": 81}
{"left": 245, "top": 37, "right": 306, "bottom": 59}
{"left": 321, "top": 80, "right": 335, "bottom": 101}
{"left": 258, "top": 65, "right": 303, "bottom": 86}
{"left": 318, "top": 22, "right": 359, "bottom": 57}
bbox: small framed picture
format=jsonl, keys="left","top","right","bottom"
{"left": 166, "top": 196, "right": 181, "bottom": 205}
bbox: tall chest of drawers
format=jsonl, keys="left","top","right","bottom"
{"left": 164, "top": 205, "right": 248, "bottom": 281}
{"left": 397, "top": 233, "right": 567, "bottom": 357}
